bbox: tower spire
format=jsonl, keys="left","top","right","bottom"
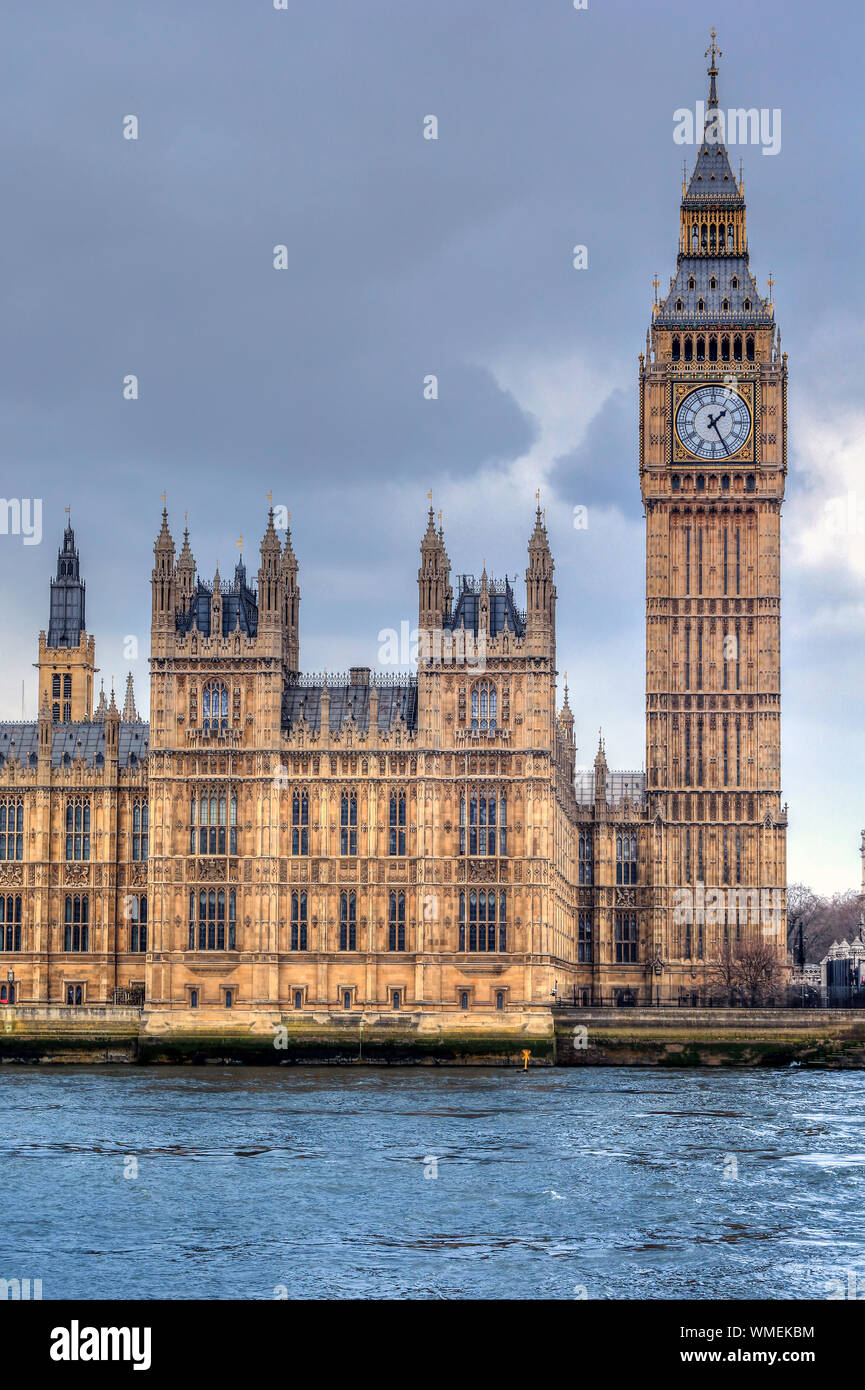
{"left": 705, "top": 27, "right": 722, "bottom": 111}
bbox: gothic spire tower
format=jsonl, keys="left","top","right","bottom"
{"left": 641, "top": 34, "right": 787, "bottom": 984}
{"left": 36, "top": 519, "right": 97, "bottom": 721}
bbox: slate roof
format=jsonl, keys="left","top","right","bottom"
{"left": 656, "top": 255, "right": 772, "bottom": 327}
{"left": 47, "top": 524, "right": 86, "bottom": 648}
{"left": 444, "top": 576, "right": 525, "bottom": 638}
{"left": 0, "top": 722, "right": 149, "bottom": 770}
{"left": 176, "top": 560, "right": 259, "bottom": 639}
{"left": 683, "top": 139, "right": 743, "bottom": 205}
{"left": 281, "top": 677, "right": 418, "bottom": 735}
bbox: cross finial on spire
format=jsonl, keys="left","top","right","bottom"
{"left": 705, "top": 28, "right": 722, "bottom": 109}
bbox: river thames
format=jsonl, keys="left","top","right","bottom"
{"left": 2, "top": 1066, "right": 864, "bottom": 1300}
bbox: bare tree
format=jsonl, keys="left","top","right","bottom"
{"left": 708, "top": 943, "right": 784, "bottom": 1006}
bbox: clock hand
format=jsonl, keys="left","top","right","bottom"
{"left": 711, "top": 418, "right": 730, "bottom": 454}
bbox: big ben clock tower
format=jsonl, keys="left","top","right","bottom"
{"left": 641, "top": 34, "right": 788, "bottom": 993}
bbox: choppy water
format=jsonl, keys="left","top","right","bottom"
{"left": 1, "top": 1066, "right": 864, "bottom": 1300}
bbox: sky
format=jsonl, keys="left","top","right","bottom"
{"left": 0, "top": 0, "right": 862, "bottom": 894}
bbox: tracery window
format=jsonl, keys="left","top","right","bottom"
{"left": 132, "top": 800, "right": 149, "bottom": 861}
{"left": 340, "top": 791, "right": 357, "bottom": 856}
{"left": 459, "top": 789, "right": 507, "bottom": 856}
{"left": 389, "top": 791, "right": 406, "bottom": 856}
{"left": 0, "top": 895, "right": 22, "bottom": 952}
{"left": 578, "top": 912, "right": 593, "bottom": 964}
{"left": 65, "top": 798, "right": 90, "bottom": 862}
{"left": 615, "top": 912, "right": 637, "bottom": 964}
{"left": 188, "top": 889, "right": 236, "bottom": 951}
{"left": 578, "top": 830, "right": 593, "bottom": 885}
{"left": 202, "top": 680, "right": 228, "bottom": 734}
{"left": 616, "top": 833, "right": 638, "bottom": 885}
{"left": 388, "top": 891, "right": 405, "bottom": 951}
{"left": 292, "top": 790, "right": 309, "bottom": 855}
{"left": 64, "top": 894, "right": 89, "bottom": 951}
{"left": 291, "top": 890, "right": 308, "bottom": 950}
{"left": 339, "top": 890, "right": 357, "bottom": 950}
{"left": 0, "top": 799, "right": 23, "bottom": 861}
{"left": 470, "top": 681, "right": 497, "bottom": 734}
{"left": 459, "top": 890, "right": 507, "bottom": 952}
{"left": 129, "top": 894, "right": 147, "bottom": 952}
{"left": 190, "top": 788, "right": 237, "bottom": 855}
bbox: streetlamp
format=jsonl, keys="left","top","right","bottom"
{"left": 6, "top": 968, "right": 14, "bottom": 1006}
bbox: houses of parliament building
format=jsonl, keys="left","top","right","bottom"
{"left": 0, "top": 43, "right": 788, "bottom": 1025}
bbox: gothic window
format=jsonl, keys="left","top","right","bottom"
{"left": 688, "top": 276, "right": 695, "bottom": 290}
{"left": 672, "top": 336, "right": 680, "bottom": 361}
{"left": 52, "top": 675, "right": 60, "bottom": 698}
{"left": 202, "top": 680, "right": 228, "bottom": 734}
{"left": 291, "top": 890, "right": 308, "bottom": 950}
{"left": 616, "top": 833, "right": 637, "bottom": 885}
{"left": 459, "top": 890, "right": 506, "bottom": 952}
{"left": 734, "top": 335, "right": 742, "bottom": 361}
{"left": 293, "top": 990, "right": 302, "bottom": 1010}
{"left": 727, "top": 225, "right": 735, "bottom": 250}
{"left": 496, "top": 992, "right": 504, "bottom": 1011}
{"left": 615, "top": 912, "right": 637, "bottom": 964}
{"left": 709, "top": 224, "right": 716, "bottom": 252}
{"left": 190, "top": 788, "right": 237, "bottom": 855}
{"left": 52, "top": 703, "right": 60, "bottom": 724}
{"left": 709, "top": 276, "right": 717, "bottom": 290}
{"left": 684, "top": 335, "right": 692, "bottom": 360}
{"left": 64, "top": 894, "right": 89, "bottom": 951}
{"left": 731, "top": 275, "right": 739, "bottom": 289}
{"left": 696, "top": 335, "right": 705, "bottom": 360}
{"left": 188, "top": 889, "right": 236, "bottom": 951}
{"left": 65, "top": 798, "right": 90, "bottom": 861}
{"left": 578, "top": 830, "right": 593, "bottom": 885}
{"left": 697, "top": 299, "right": 705, "bottom": 314}
{"left": 746, "top": 335, "right": 755, "bottom": 361}
{"left": 63, "top": 702, "right": 71, "bottom": 723}
{"left": 340, "top": 791, "right": 358, "bottom": 856}
{"left": 578, "top": 912, "right": 593, "bottom": 963}
{"left": 388, "top": 891, "right": 405, "bottom": 951}
{"left": 701, "top": 223, "right": 707, "bottom": 250}
{"left": 460, "top": 992, "right": 469, "bottom": 1010}
{"left": 0, "top": 895, "right": 22, "bottom": 952}
{"left": 66, "top": 985, "right": 83, "bottom": 1005}
{"left": 292, "top": 790, "right": 309, "bottom": 855}
{"left": 63, "top": 675, "right": 71, "bottom": 699}
{"left": 722, "top": 299, "right": 730, "bottom": 312}
{"left": 190, "top": 989, "right": 198, "bottom": 1009}
{"left": 132, "top": 800, "right": 149, "bottom": 861}
{"left": 691, "top": 226, "right": 698, "bottom": 252}
{"left": 339, "top": 890, "right": 357, "bottom": 950}
{"left": 709, "top": 336, "right": 717, "bottom": 361}
{"left": 389, "top": 791, "right": 406, "bottom": 856}
{"left": 470, "top": 681, "right": 497, "bottom": 734}
{"left": 0, "top": 799, "right": 23, "bottom": 861}
{"left": 676, "top": 298, "right": 684, "bottom": 313}
{"left": 743, "top": 298, "right": 751, "bottom": 312}
{"left": 129, "top": 894, "right": 147, "bottom": 952}
{"left": 459, "top": 789, "right": 507, "bottom": 856}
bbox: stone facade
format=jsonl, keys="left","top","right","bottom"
{"left": 0, "top": 44, "right": 789, "bottom": 1022}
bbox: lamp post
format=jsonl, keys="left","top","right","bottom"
{"left": 6, "top": 968, "right": 14, "bottom": 1006}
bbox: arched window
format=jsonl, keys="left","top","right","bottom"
{"left": 340, "top": 791, "right": 358, "bottom": 855}
{"left": 746, "top": 335, "right": 755, "bottom": 361}
{"left": 52, "top": 675, "right": 60, "bottom": 698}
{"left": 64, "top": 895, "right": 89, "bottom": 951}
{"left": 709, "top": 336, "right": 718, "bottom": 362}
{"left": 188, "top": 888, "right": 236, "bottom": 950}
{"left": 578, "top": 830, "right": 593, "bottom": 885}
{"left": 616, "top": 833, "right": 638, "bottom": 885}
{"left": 459, "top": 890, "right": 506, "bottom": 952}
{"left": 190, "top": 989, "right": 198, "bottom": 1009}
{"left": 63, "top": 675, "right": 71, "bottom": 699}
{"left": 709, "top": 224, "right": 716, "bottom": 252}
{"left": 460, "top": 789, "right": 507, "bottom": 856}
{"left": 733, "top": 335, "right": 743, "bottom": 362}
{"left": 291, "top": 890, "right": 307, "bottom": 950}
{"left": 470, "top": 681, "right": 497, "bottom": 734}
{"left": 388, "top": 891, "right": 405, "bottom": 951}
{"left": 671, "top": 335, "right": 680, "bottom": 361}
{"left": 202, "top": 680, "right": 228, "bottom": 734}
{"left": 721, "top": 335, "right": 730, "bottom": 361}
{"left": 224, "top": 989, "right": 233, "bottom": 1009}
{"left": 0, "top": 895, "right": 22, "bottom": 952}
{"left": 578, "top": 912, "right": 593, "bottom": 963}
{"left": 743, "top": 297, "right": 751, "bottom": 311}
{"left": 727, "top": 225, "right": 735, "bottom": 250}
{"left": 52, "top": 703, "right": 60, "bottom": 724}
{"left": 696, "top": 335, "right": 705, "bottom": 361}
{"left": 392, "top": 991, "right": 401, "bottom": 1010}
{"left": 722, "top": 298, "right": 730, "bottom": 312}
{"left": 132, "top": 800, "right": 148, "bottom": 861}
{"left": 731, "top": 275, "right": 739, "bottom": 290}
{"left": 343, "top": 990, "right": 352, "bottom": 1010}
{"left": 190, "top": 787, "right": 237, "bottom": 855}
{"left": 709, "top": 276, "right": 717, "bottom": 290}
{"left": 291, "top": 790, "right": 308, "bottom": 855}
{"left": 0, "top": 799, "right": 24, "bottom": 862}
{"left": 691, "top": 225, "right": 698, "bottom": 252}
{"left": 293, "top": 990, "right": 302, "bottom": 1010}
{"left": 496, "top": 992, "right": 504, "bottom": 1011}
{"left": 460, "top": 992, "right": 469, "bottom": 1010}
{"left": 614, "top": 912, "right": 638, "bottom": 963}
{"left": 697, "top": 298, "right": 705, "bottom": 314}
{"left": 700, "top": 222, "right": 708, "bottom": 250}
{"left": 676, "top": 298, "right": 684, "bottom": 312}
{"left": 339, "top": 890, "right": 356, "bottom": 950}
{"left": 65, "top": 798, "right": 90, "bottom": 861}
{"left": 129, "top": 894, "right": 147, "bottom": 952}
{"left": 688, "top": 276, "right": 695, "bottom": 290}
{"left": 389, "top": 791, "right": 406, "bottom": 856}
{"left": 684, "top": 335, "right": 693, "bottom": 361}
{"left": 63, "top": 701, "right": 71, "bottom": 723}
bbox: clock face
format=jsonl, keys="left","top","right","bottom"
{"left": 675, "top": 384, "right": 752, "bottom": 460}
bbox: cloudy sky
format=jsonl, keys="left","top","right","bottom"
{"left": 0, "top": 0, "right": 862, "bottom": 894}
